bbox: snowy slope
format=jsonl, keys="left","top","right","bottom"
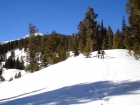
{"left": 0, "top": 49, "right": 140, "bottom": 105}
{"left": 2, "top": 69, "right": 26, "bottom": 81}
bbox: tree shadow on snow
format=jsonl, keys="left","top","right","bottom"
{"left": 0, "top": 88, "right": 47, "bottom": 103}
{"left": 1, "top": 80, "right": 140, "bottom": 105}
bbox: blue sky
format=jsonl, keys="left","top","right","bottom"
{"left": 0, "top": 0, "right": 129, "bottom": 41}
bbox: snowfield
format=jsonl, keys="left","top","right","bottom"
{"left": 0, "top": 49, "right": 140, "bottom": 105}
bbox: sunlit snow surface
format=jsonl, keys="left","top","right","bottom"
{"left": 0, "top": 49, "right": 140, "bottom": 105}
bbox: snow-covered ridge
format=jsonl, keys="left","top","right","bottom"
{"left": 0, "top": 33, "right": 43, "bottom": 44}
{"left": 0, "top": 49, "right": 140, "bottom": 105}
{"left": 23, "top": 33, "right": 43, "bottom": 38}
{"left": 0, "top": 41, "right": 9, "bottom": 44}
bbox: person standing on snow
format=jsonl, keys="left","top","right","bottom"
{"left": 101, "top": 50, "right": 105, "bottom": 59}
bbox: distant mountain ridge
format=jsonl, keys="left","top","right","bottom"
{"left": 23, "top": 33, "right": 43, "bottom": 38}
{"left": 0, "top": 41, "right": 9, "bottom": 44}
{"left": 0, "top": 33, "right": 43, "bottom": 44}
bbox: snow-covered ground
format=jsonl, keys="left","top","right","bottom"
{"left": 0, "top": 49, "right": 140, "bottom": 105}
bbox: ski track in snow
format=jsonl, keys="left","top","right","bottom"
{"left": 84, "top": 57, "right": 112, "bottom": 104}
{"left": 101, "top": 60, "right": 118, "bottom": 105}
{"left": 88, "top": 55, "right": 122, "bottom": 105}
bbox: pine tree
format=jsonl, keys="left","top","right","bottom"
{"left": 14, "top": 73, "right": 18, "bottom": 79}
{"left": 84, "top": 37, "right": 91, "bottom": 57}
{"left": 57, "top": 47, "right": 67, "bottom": 62}
{"left": 78, "top": 22, "right": 87, "bottom": 53}
{"left": 14, "top": 58, "right": 19, "bottom": 69}
{"left": 125, "top": 0, "right": 140, "bottom": 59}
{"left": 5, "top": 56, "right": 14, "bottom": 69}
{"left": 65, "top": 36, "right": 71, "bottom": 51}
{"left": 120, "top": 16, "right": 127, "bottom": 49}
{"left": 44, "top": 31, "right": 58, "bottom": 64}
{"left": 23, "top": 38, "right": 28, "bottom": 51}
{"left": 84, "top": 7, "right": 98, "bottom": 52}
{"left": 19, "top": 57, "right": 24, "bottom": 70}
{"left": 17, "top": 71, "right": 21, "bottom": 78}
{"left": 102, "top": 38, "right": 107, "bottom": 50}
{"left": 27, "top": 23, "right": 39, "bottom": 72}
{"left": 0, "top": 63, "right": 3, "bottom": 76}
{"left": 71, "top": 34, "right": 79, "bottom": 57}
{"left": 11, "top": 50, "right": 15, "bottom": 59}
{"left": 101, "top": 28, "right": 108, "bottom": 50}
{"left": 9, "top": 77, "right": 13, "bottom": 82}
{"left": 113, "top": 29, "right": 122, "bottom": 49}
{"left": 99, "top": 20, "right": 106, "bottom": 48}
{"left": 56, "top": 36, "right": 69, "bottom": 63}
{"left": 51, "top": 52, "right": 58, "bottom": 64}
{"left": 106, "top": 26, "right": 113, "bottom": 49}
{"left": 124, "top": 26, "right": 134, "bottom": 55}
{"left": 79, "top": 6, "right": 98, "bottom": 57}
{"left": 40, "top": 35, "right": 48, "bottom": 67}
{"left": 122, "top": 16, "right": 126, "bottom": 36}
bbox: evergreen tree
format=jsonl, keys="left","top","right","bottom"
{"left": 79, "top": 6, "right": 98, "bottom": 57}
{"left": 106, "top": 26, "right": 113, "bottom": 49}
{"left": 14, "top": 73, "right": 18, "bottom": 79}
{"left": 51, "top": 52, "right": 58, "bottom": 64}
{"left": 23, "top": 38, "right": 28, "bottom": 51}
{"left": 9, "top": 77, "right": 13, "bottom": 82}
{"left": 122, "top": 16, "right": 126, "bottom": 36}
{"left": 85, "top": 7, "right": 98, "bottom": 52}
{"left": 56, "top": 36, "right": 69, "bottom": 63}
{"left": 0, "top": 62, "right": 3, "bottom": 76}
{"left": 44, "top": 31, "right": 58, "bottom": 64}
{"left": 102, "top": 38, "right": 107, "bottom": 50}
{"left": 84, "top": 37, "right": 91, "bottom": 57}
{"left": 11, "top": 50, "right": 15, "bottom": 59}
{"left": 57, "top": 47, "right": 67, "bottom": 62}
{"left": 78, "top": 22, "right": 87, "bottom": 54}
{"left": 14, "top": 58, "right": 20, "bottom": 69}
{"left": 125, "top": 0, "right": 140, "bottom": 59}
{"left": 101, "top": 27, "right": 107, "bottom": 50}
{"left": 124, "top": 26, "right": 134, "bottom": 55}
{"left": 65, "top": 36, "right": 71, "bottom": 51}
{"left": 17, "top": 71, "right": 21, "bottom": 78}
{"left": 40, "top": 35, "right": 48, "bottom": 67}
{"left": 5, "top": 56, "right": 14, "bottom": 69}
{"left": 27, "top": 23, "right": 39, "bottom": 72}
{"left": 71, "top": 34, "right": 79, "bottom": 57}
{"left": 113, "top": 29, "right": 122, "bottom": 49}
{"left": 99, "top": 20, "right": 106, "bottom": 48}
{"left": 19, "top": 57, "right": 24, "bottom": 70}
{"left": 120, "top": 16, "right": 127, "bottom": 49}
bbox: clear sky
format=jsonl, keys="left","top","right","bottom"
{"left": 0, "top": 0, "right": 129, "bottom": 41}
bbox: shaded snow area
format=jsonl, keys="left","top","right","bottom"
{"left": 0, "top": 49, "right": 140, "bottom": 105}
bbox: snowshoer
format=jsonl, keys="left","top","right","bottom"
{"left": 101, "top": 50, "right": 105, "bottom": 59}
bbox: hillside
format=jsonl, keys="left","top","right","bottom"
{"left": 0, "top": 49, "right": 140, "bottom": 105}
